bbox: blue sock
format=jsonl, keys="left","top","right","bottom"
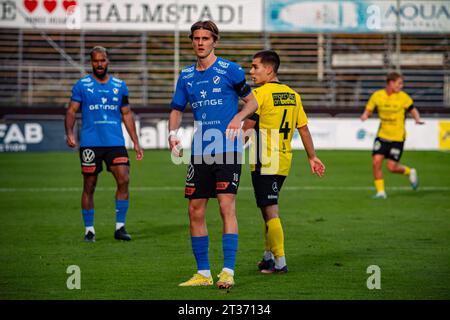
{"left": 191, "top": 236, "right": 210, "bottom": 271}
{"left": 82, "top": 209, "right": 94, "bottom": 227}
{"left": 115, "top": 199, "right": 129, "bottom": 224}
{"left": 223, "top": 233, "right": 238, "bottom": 271}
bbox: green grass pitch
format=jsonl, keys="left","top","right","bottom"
{"left": 0, "top": 150, "right": 449, "bottom": 299}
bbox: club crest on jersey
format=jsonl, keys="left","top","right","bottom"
{"left": 218, "top": 60, "right": 229, "bottom": 69}
{"left": 213, "top": 76, "right": 221, "bottom": 84}
{"left": 113, "top": 88, "right": 119, "bottom": 95}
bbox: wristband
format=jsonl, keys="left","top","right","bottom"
{"left": 168, "top": 130, "right": 178, "bottom": 139}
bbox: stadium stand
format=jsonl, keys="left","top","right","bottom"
{"left": 0, "top": 29, "right": 449, "bottom": 115}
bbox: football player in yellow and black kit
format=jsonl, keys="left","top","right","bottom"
{"left": 243, "top": 50, "right": 325, "bottom": 273}
{"left": 360, "top": 72, "right": 424, "bottom": 199}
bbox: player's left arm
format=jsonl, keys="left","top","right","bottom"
{"left": 121, "top": 106, "right": 144, "bottom": 160}
{"left": 226, "top": 92, "right": 259, "bottom": 140}
{"left": 409, "top": 106, "right": 425, "bottom": 125}
{"left": 298, "top": 125, "right": 325, "bottom": 177}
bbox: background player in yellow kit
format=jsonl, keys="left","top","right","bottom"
{"left": 360, "top": 72, "right": 424, "bottom": 199}
{"left": 243, "top": 50, "right": 325, "bottom": 273}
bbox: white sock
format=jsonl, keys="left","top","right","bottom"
{"left": 275, "top": 256, "right": 286, "bottom": 269}
{"left": 222, "top": 267, "right": 234, "bottom": 276}
{"left": 116, "top": 222, "right": 124, "bottom": 230}
{"left": 198, "top": 270, "right": 211, "bottom": 278}
{"left": 85, "top": 226, "right": 95, "bottom": 235}
{"left": 264, "top": 250, "right": 274, "bottom": 261}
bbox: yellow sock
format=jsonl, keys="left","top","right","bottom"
{"left": 266, "top": 218, "right": 285, "bottom": 257}
{"left": 374, "top": 179, "right": 385, "bottom": 193}
{"left": 403, "top": 166, "right": 411, "bottom": 175}
{"left": 263, "top": 222, "right": 270, "bottom": 251}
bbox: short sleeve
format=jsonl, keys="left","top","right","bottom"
{"left": 366, "top": 92, "right": 377, "bottom": 112}
{"left": 229, "top": 63, "right": 251, "bottom": 98}
{"left": 170, "top": 75, "right": 188, "bottom": 111}
{"left": 229, "top": 63, "right": 246, "bottom": 86}
{"left": 296, "top": 94, "right": 308, "bottom": 128}
{"left": 120, "top": 82, "right": 129, "bottom": 107}
{"left": 403, "top": 92, "right": 413, "bottom": 110}
{"left": 71, "top": 81, "right": 82, "bottom": 103}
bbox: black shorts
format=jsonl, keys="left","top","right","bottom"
{"left": 79, "top": 146, "right": 129, "bottom": 176}
{"left": 184, "top": 153, "right": 242, "bottom": 199}
{"left": 251, "top": 171, "right": 287, "bottom": 208}
{"left": 372, "top": 137, "right": 404, "bottom": 162}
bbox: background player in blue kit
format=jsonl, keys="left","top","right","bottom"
{"left": 168, "top": 20, "right": 258, "bottom": 289}
{"left": 65, "top": 46, "right": 143, "bottom": 242}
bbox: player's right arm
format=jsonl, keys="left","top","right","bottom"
{"left": 168, "top": 72, "right": 188, "bottom": 155}
{"left": 361, "top": 92, "right": 377, "bottom": 121}
{"left": 168, "top": 109, "right": 183, "bottom": 152}
{"left": 360, "top": 109, "right": 372, "bottom": 121}
{"left": 65, "top": 100, "right": 80, "bottom": 148}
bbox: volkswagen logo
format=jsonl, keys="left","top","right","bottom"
{"left": 82, "top": 149, "right": 95, "bottom": 163}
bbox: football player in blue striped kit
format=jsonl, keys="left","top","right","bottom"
{"left": 65, "top": 46, "right": 143, "bottom": 242}
{"left": 168, "top": 21, "right": 258, "bottom": 289}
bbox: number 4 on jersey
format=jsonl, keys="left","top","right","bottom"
{"left": 279, "top": 109, "right": 291, "bottom": 140}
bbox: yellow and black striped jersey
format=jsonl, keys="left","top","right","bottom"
{"left": 249, "top": 82, "right": 308, "bottom": 176}
{"left": 366, "top": 89, "right": 414, "bottom": 142}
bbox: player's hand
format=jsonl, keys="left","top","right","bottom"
{"left": 168, "top": 135, "right": 182, "bottom": 157}
{"left": 360, "top": 114, "right": 368, "bottom": 121}
{"left": 226, "top": 116, "right": 242, "bottom": 141}
{"left": 309, "top": 156, "right": 325, "bottom": 177}
{"left": 66, "top": 133, "right": 76, "bottom": 148}
{"left": 416, "top": 120, "right": 425, "bottom": 125}
{"left": 135, "top": 145, "right": 144, "bottom": 161}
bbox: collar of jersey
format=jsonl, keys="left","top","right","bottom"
{"left": 195, "top": 57, "right": 219, "bottom": 73}
{"left": 90, "top": 74, "right": 111, "bottom": 86}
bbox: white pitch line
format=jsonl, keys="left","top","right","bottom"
{"left": 0, "top": 186, "right": 449, "bottom": 192}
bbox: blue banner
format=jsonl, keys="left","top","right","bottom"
{"left": 0, "top": 120, "right": 71, "bottom": 152}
